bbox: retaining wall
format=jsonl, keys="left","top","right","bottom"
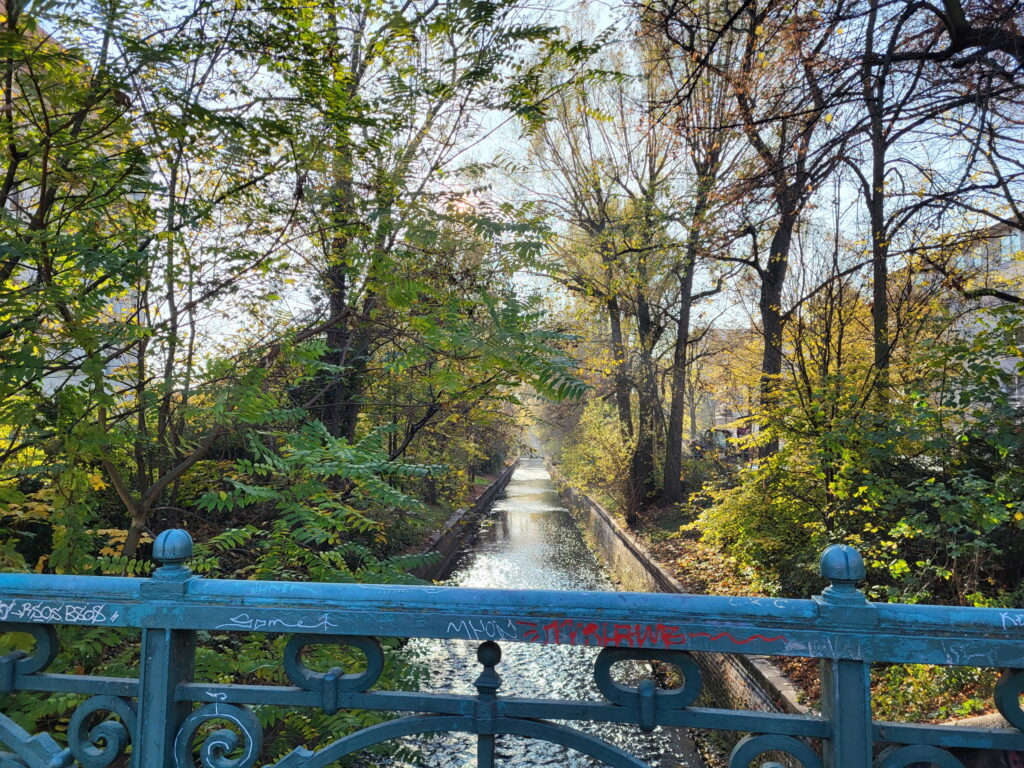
{"left": 544, "top": 460, "right": 806, "bottom": 755}
{"left": 413, "top": 461, "right": 518, "bottom": 580}
{"left": 545, "top": 462, "right": 1021, "bottom": 766}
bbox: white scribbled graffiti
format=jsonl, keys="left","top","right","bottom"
{"left": 1001, "top": 611, "right": 1024, "bottom": 630}
{"left": 214, "top": 612, "right": 338, "bottom": 632}
{"left": 446, "top": 618, "right": 520, "bottom": 641}
{"left": 0, "top": 598, "right": 110, "bottom": 624}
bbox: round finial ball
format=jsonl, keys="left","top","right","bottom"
{"left": 477, "top": 640, "right": 502, "bottom": 667}
{"left": 820, "top": 544, "right": 865, "bottom": 583}
{"left": 153, "top": 528, "right": 193, "bottom": 564}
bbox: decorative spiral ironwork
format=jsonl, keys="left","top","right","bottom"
{"left": 0, "top": 624, "right": 58, "bottom": 693}
{"left": 0, "top": 624, "right": 67, "bottom": 768}
{"left": 995, "top": 668, "right": 1024, "bottom": 730}
{"left": 875, "top": 745, "right": 966, "bottom": 768}
{"left": 0, "top": 753, "right": 28, "bottom": 768}
{"left": 729, "top": 734, "right": 823, "bottom": 768}
{"left": 173, "top": 704, "right": 262, "bottom": 768}
{"left": 268, "top": 714, "right": 654, "bottom": 768}
{"left": 593, "top": 647, "right": 702, "bottom": 729}
{"left": 283, "top": 634, "right": 384, "bottom": 715}
{"left": 67, "top": 695, "right": 136, "bottom": 768}
{"left": 283, "top": 635, "right": 384, "bottom": 690}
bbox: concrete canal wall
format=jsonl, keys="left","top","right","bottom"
{"left": 545, "top": 461, "right": 1021, "bottom": 766}
{"left": 413, "top": 461, "right": 518, "bottom": 580}
{"left": 544, "top": 459, "right": 806, "bottom": 754}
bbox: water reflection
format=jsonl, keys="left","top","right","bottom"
{"left": 387, "top": 460, "right": 701, "bottom": 768}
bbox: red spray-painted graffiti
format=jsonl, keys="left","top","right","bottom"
{"left": 514, "top": 619, "right": 785, "bottom": 649}
{"left": 516, "top": 620, "right": 685, "bottom": 647}
{"left": 687, "top": 631, "right": 786, "bottom": 645}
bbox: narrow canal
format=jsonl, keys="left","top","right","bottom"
{"left": 396, "top": 458, "right": 703, "bottom": 768}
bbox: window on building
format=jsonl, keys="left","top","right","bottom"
{"left": 1000, "top": 231, "right": 1023, "bottom": 261}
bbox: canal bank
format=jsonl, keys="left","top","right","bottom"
{"left": 413, "top": 460, "right": 518, "bottom": 580}
{"left": 399, "top": 458, "right": 703, "bottom": 768}
{"left": 544, "top": 459, "right": 806, "bottom": 761}
{"left": 542, "top": 463, "right": 1023, "bottom": 768}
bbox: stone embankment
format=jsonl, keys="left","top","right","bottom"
{"left": 545, "top": 460, "right": 1019, "bottom": 767}
{"left": 544, "top": 459, "right": 807, "bottom": 758}
{"left": 413, "top": 461, "right": 518, "bottom": 580}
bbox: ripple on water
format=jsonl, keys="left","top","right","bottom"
{"left": 379, "top": 461, "right": 701, "bottom": 768}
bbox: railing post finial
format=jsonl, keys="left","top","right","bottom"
{"left": 817, "top": 545, "right": 875, "bottom": 764}
{"left": 475, "top": 641, "right": 502, "bottom": 696}
{"left": 819, "top": 544, "right": 867, "bottom": 606}
{"left": 152, "top": 529, "right": 193, "bottom": 581}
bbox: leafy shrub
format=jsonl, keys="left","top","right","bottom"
{"left": 872, "top": 664, "right": 998, "bottom": 722}
{"left": 692, "top": 449, "right": 828, "bottom": 597}
{"left": 693, "top": 303, "right": 1024, "bottom": 605}
{"left": 559, "top": 400, "right": 635, "bottom": 515}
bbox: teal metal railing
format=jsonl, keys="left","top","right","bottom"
{"left": 0, "top": 528, "right": 1022, "bottom": 767}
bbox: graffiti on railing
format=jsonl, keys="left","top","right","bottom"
{"left": 0, "top": 529, "right": 1022, "bottom": 768}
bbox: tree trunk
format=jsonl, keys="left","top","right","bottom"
{"left": 598, "top": 235, "right": 633, "bottom": 442}
{"left": 688, "top": 383, "right": 699, "bottom": 442}
{"left": 633, "top": 297, "right": 660, "bottom": 508}
{"left": 662, "top": 263, "right": 696, "bottom": 503}
{"left": 606, "top": 294, "right": 633, "bottom": 438}
{"left": 322, "top": 264, "right": 351, "bottom": 438}
{"left": 863, "top": 1, "right": 890, "bottom": 398}
{"left": 323, "top": 290, "right": 377, "bottom": 442}
{"left": 759, "top": 211, "right": 796, "bottom": 456}
{"left": 662, "top": 176, "right": 709, "bottom": 503}
{"left": 320, "top": 99, "right": 372, "bottom": 442}
{"left": 869, "top": 137, "right": 889, "bottom": 396}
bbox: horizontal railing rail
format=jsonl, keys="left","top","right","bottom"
{"left": 0, "top": 528, "right": 1022, "bottom": 768}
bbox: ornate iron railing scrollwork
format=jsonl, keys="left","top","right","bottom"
{"left": 0, "top": 624, "right": 71, "bottom": 768}
{"left": 874, "top": 745, "right": 967, "bottom": 768}
{"left": 283, "top": 634, "right": 384, "bottom": 714}
{"left": 0, "top": 713, "right": 70, "bottom": 768}
{"left": 729, "top": 734, "right": 824, "bottom": 768}
{"left": 0, "top": 625, "right": 58, "bottom": 692}
{"left": 593, "top": 647, "right": 702, "bottom": 732}
{"left": 473, "top": 640, "right": 501, "bottom": 768}
{"left": 173, "top": 704, "right": 262, "bottom": 768}
{"left": 994, "top": 668, "right": 1024, "bottom": 730}
{"left": 67, "top": 695, "right": 136, "bottom": 768}
{"left": 0, "top": 752, "right": 28, "bottom": 768}
{"left": 1, "top": 531, "right": 1023, "bottom": 767}
{"left": 268, "top": 714, "right": 656, "bottom": 768}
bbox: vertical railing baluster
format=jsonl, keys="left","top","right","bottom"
{"left": 474, "top": 641, "right": 502, "bottom": 768}
{"left": 816, "top": 545, "right": 877, "bottom": 768}
{"left": 135, "top": 530, "right": 197, "bottom": 768}
{"left": 477, "top": 732, "right": 496, "bottom": 768}
{"left": 820, "top": 658, "right": 872, "bottom": 767}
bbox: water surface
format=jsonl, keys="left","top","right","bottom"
{"left": 393, "top": 459, "right": 702, "bottom": 768}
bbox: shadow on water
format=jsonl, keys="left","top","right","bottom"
{"left": 386, "top": 459, "right": 703, "bottom": 768}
